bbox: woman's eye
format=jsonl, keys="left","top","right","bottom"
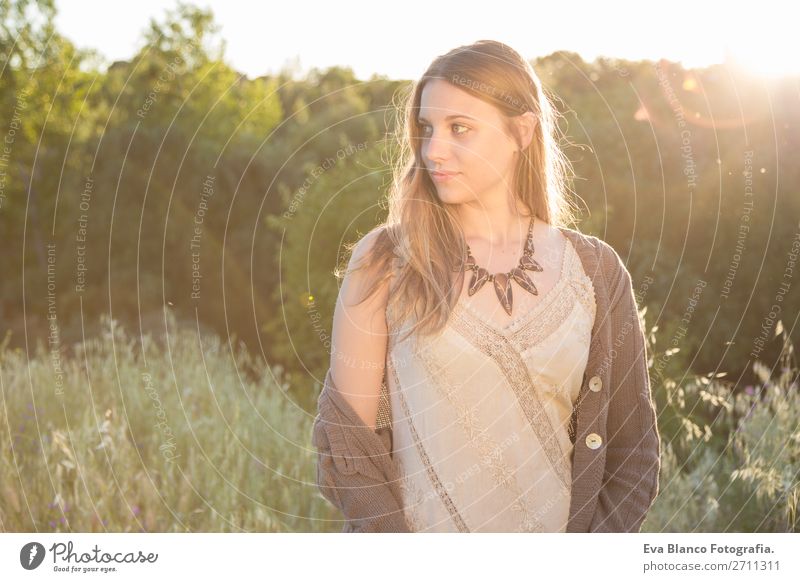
{"left": 418, "top": 123, "right": 469, "bottom": 136}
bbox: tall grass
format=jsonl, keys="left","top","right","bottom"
{"left": 643, "top": 318, "right": 799, "bottom": 532}
{"left": 0, "top": 311, "right": 339, "bottom": 532}
{"left": 2, "top": 308, "right": 797, "bottom": 532}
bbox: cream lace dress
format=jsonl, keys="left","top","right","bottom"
{"left": 385, "top": 237, "right": 596, "bottom": 532}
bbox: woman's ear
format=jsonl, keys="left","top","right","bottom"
{"left": 514, "top": 111, "right": 538, "bottom": 150}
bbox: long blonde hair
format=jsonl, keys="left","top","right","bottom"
{"left": 339, "top": 40, "right": 578, "bottom": 342}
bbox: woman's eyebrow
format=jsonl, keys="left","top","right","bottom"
{"left": 416, "top": 114, "right": 477, "bottom": 122}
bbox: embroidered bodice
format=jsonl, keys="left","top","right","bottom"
{"left": 385, "top": 236, "right": 596, "bottom": 532}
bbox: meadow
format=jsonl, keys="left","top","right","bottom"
{"left": 1, "top": 309, "right": 797, "bottom": 532}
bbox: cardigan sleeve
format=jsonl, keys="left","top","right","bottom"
{"left": 311, "top": 374, "right": 411, "bottom": 532}
{"left": 590, "top": 257, "right": 661, "bottom": 533}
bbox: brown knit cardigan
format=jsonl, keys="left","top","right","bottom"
{"left": 311, "top": 226, "right": 661, "bottom": 532}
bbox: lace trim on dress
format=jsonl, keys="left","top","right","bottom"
{"left": 445, "top": 309, "right": 574, "bottom": 491}
{"left": 415, "top": 335, "right": 547, "bottom": 532}
{"left": 512, "top": 257, "right": 596, "bottom": 352}
{"left": 388, "top": 352, "right": 471, "bottom": 532}
{"left": 395, "top": 456, "right": 425, "bottom": 532}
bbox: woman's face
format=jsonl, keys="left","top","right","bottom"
{"left": 417, "top": 79, "right": 520, "bottom": 206}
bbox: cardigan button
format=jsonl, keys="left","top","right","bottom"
{"left": 589, "top": 376, "right": 602, "bottom": 392}
{"left": 585, "top": 433, "right": 603, "bottom": 450}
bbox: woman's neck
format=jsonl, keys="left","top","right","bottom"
{"left": 456, "top": 203, "right": 533, "bottom": 247}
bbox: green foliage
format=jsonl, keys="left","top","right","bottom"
{"left": 2, "top": 0, "right": 799, "bottom": 533}
{"left": 262, "top": 142, "right": 391, "bottom": 395}
{"left": 0, "top": 311, "right": 340, "bottom": 532}
{"left": 643, "top": 321, "right": 799, "bottom": 532}
{"left": 2, "top": 310, "right": 797, "bottom": 532}
{"left": 2, "top": 0, "right": 798, "bottom": 385}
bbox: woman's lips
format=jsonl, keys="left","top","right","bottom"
{"left": 430, "top": 170, "right": 459, "bottom": 182}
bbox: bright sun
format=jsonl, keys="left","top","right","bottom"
{"left": 720, "top": 17, "right": 799, "bottom": 79}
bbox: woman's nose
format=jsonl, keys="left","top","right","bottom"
{"left": 424, "top": 131, "right": 451, "bottom": 164}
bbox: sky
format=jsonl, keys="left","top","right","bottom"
{"left": 53, "top": 0, "right": 797, "bottom": 81}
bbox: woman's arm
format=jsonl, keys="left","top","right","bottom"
{"left": 590, "top": 255, "right": 661, "bottom": 533}
{"left": 311, "top": 227, "right": 409, "bottom": 532}
{"left": 312, "top": 368, "right": 408, "bottom": 531}
{"left": 329, "top": 227, "right": 391, "bottom": 429}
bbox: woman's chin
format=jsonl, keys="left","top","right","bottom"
{"left": 434, "top": 186, "right": 464, "bottom": 203}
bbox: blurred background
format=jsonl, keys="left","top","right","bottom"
{"left": 1, "top": 0, "right": 798, "bottom": 532}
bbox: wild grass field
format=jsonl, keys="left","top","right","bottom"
{"left": 1, "top": 310, "right": 797, "bottom": 532}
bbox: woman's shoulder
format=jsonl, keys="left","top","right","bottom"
{"left": 349, "top": 224, "right": 404, "bottom": 300}
{"left": 558, "top": 226, "right": 625, "bottom": 273}
{"left": 556, "top": 225, "right": 631, "bottom": 304}
{"left": 349, "top": 224, "right": 402, "bottom": 270}
{"left": 355, "top": 223, "right": 402, "bottom": 256}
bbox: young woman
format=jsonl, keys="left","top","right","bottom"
{"left": 312, "top": 40, "right": 660, "bottom": 532}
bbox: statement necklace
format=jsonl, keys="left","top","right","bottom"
{"left": 459, "top": 217, "right": 543, "bottom": 316}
